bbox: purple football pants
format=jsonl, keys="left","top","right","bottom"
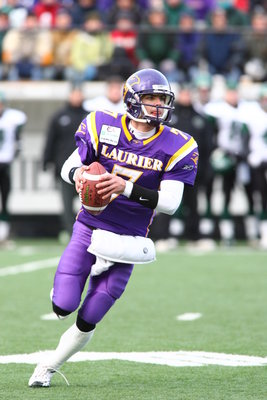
{"left": 52, "top": 221, "right": 134, "bottom": 324}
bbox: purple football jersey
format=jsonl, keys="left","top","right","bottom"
{"left": 75, "top": 111, "right": 198, "bottom": 236}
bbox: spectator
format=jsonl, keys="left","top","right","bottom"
{"left": 68, "top": 12, "right": 114, "bottom": 83}
{"left": 51, "top": 8, "right": 78, "bottom": 80}
{"left": 1, "top": 0, "right": 17, "bottom": 10}
{"left": 0, "top": 91, "right": 27, "bottom": 244}
{"left": 105, "top": 0, "right": 143, "bottom": 25}
{"left": 69, "top": 0, "right": 97, "bottom": 27}
{"left": 2, "top": 11, "right": 54, "bottom": 80}
{"left": 200, "top": 8, "right": 245, "bottom": 81}
{"left": 185, "top": 0, "right": 215, "bottom": 25}
{"left": 216, "top": 0, "right": 249, "bottom": 25}
{"left": 43, "top": 86, "right": 87, "bottom": 239}
{"left": 83, "top": 75, "right": 124, "bottom": 113}
{"left": 243, "top": 8, "right": 267, "bottom": 82}
{"left": 234, "top": 0, "right": 249, "bottom": 13}
{"left": 109, "top": 11, "right": 138, "bottom": 79}
{"left": 0, "top": 0, "right": 18, "bottom": 15}
{"left": 110, "top": 12, "right": 138, "bottom": 66}
{"left": 173, "top": 10, "right": 201, "bottom": 83}
{"left": 1, "top": 0, "right": 28, "bottom": 28}
{"left": 164, "top": 0, "right": 192, "bottom": 25}
{"left": 250, "top": 0, "right": 267, "bottom": 13}
{"left": 33, "top": 0, "right": 60, "bottom": 28}
{"left": 136, "top": 8, "right": 179, "bottom": 82}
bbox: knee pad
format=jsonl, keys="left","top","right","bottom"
{"left": 76, "top": 314, "right": 96, "bottom": 332}
{"left": 52, "top": 302, "right": 71, "bottom": 320}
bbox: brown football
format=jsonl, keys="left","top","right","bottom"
{"left": 79, "top": 162, "right": 111, "bottom": 215}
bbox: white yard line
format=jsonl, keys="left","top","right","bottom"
{"left": 1, "top": 350, "right": 267, "bottom": 367}
{"left": 41, "top": 313, "right": 59, "bottom": 320}
{"left": 176, "top": 313, "right": 202, "bottom": 321}
{"left": 0, "top": 257, "right": 60, "bottom": 277}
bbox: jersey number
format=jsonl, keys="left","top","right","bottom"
{"left": 110, "top": 164, "right": 143, "bottom": 201}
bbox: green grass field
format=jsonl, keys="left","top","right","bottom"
{"left": 0, "top": 239, "right": 267, "bottom": 400}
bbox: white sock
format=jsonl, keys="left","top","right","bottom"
{"left": 244, "top": 215, "right": 258, "bottom": 241}
{"left": 0, "top": 221, "right": 10, "bottom": 241}
{"left": 219, "top": 219, "right": 234, "bottom": 240}
{"left": 259, "top": 220, "right": 267, "bottom": 249}
{"left": 45, "top": 323, "right": 95, "bottom": 370}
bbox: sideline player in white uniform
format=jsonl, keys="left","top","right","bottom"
{"left": 0, "top": 92, "right": 27, "bottom": 242}
{"left": 239, "top": 84, "right": 267, "bottom": 248}
{"left": 204, "top": 82, "right": 253, "bottom": 245}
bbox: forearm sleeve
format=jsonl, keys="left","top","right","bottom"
{"left": 156, "top": 180, "right": 184, "bottom": 215}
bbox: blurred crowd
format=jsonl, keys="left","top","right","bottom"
{"left": 0, "top": 0, "right": 266, "bottom": 83}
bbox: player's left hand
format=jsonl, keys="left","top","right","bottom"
{"left": 96, "top": 173, "right": 126, "bottom": 199}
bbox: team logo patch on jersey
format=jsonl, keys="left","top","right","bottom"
{"left": 100, "top": 125, "right": 121, "bottom": 145}
{"left": 182, "top": 164, "right": 194, "bottom": 171}
{"left": 191, "top": 152, "right": 199, "bottom": 166}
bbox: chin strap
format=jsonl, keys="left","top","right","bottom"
{"left": 147, "top": 119, "right": 160, "bottom": 128}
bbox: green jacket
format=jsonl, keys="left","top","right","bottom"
{"left": 136, "top": 28, "right": 179, "bottom": 64}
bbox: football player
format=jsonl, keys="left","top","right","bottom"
{"left": 204, "top": 82, "right": 253, "bottom": 245}
{"left": 29, "top": 69, "right": 199, "bottom": 387}
{"left": 239, "top": 84, "right": 267, "bottom": 248}
{"left": 0, "top": 92, "right": 27, "bottom": 243}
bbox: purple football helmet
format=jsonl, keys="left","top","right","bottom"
{"left": 123, "top": 69, "right": 175, "bottom": 124}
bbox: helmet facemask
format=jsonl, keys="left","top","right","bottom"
{"left": 140, "top": 92, "right": 174, "bottom": 124}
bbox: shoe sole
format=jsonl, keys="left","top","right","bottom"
{"left": 29, "top": 381, "right": 50, "bottom": 388}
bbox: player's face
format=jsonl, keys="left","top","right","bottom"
{"left": 198, "top": 88, "right": 210, "bottom": 104}
{"left": 178, "top": 88, "right": 192, "bottom": 106}
{"left": 141, "top": 94, "right": 166, "bottom": 118}
{"left": 69, "top": 89, "right": 83, "bottom": 107}
{"left": 225, "top": 89, "right": 238, "bottom": 107}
